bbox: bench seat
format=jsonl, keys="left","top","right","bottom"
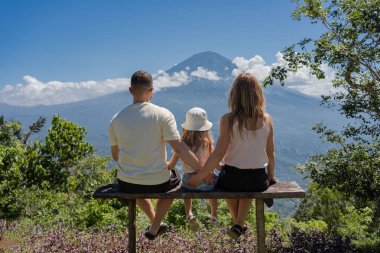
{"left": 93, "top": 181, "right": 304, "bottom": 199}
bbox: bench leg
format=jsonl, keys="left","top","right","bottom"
{"left": 256, "top": 199, "right": 267, "bottom": 253}
{"left": 128, "top": 199, "right": 136, "bottom": 253}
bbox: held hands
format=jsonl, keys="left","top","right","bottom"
{"left": 187, "top": 174, "right": 202, "bottom": 187}
{"left": 204, "top": 172, "right": 216, "bottom": 185}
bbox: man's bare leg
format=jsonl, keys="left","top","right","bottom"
{"left": 137, "top": 198, "right": 155, "bottom": 222}
{"left": 148, "top": 199, "right": 174, "bottom": 235}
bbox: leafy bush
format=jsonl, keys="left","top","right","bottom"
{"left": 295, "top": 183, "right": 347, "bottom": 232}
{"left": 11, "top": 188, "right": 128, "bottom": 231}
{"left": 0, "top": 140, "right": 25, "bottom": 218}
{"left": 21, "top": 115, "right": 94, "bottom": 190}
{"left": 67, "top": 156, "right": 116, "bottom": 198}
{"left": 0, "top": 115, "right": 118, "bottom": 223}
{"left": 294, "top": 182, "right": 380, "bottom": 250}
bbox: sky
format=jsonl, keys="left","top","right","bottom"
{"left": 0, "top": 0, "right": 330, "bottom": 106}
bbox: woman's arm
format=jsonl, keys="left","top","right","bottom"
{"left": 167, "top": 152, "right": 180, "bottom": 170}
{"left": 188, "top": 115, "right": 230, "bottom": 186}
{"left": 210, "top": 145, "right": 224, "bottom": 171}
{"left": 266, "top": 115, "right": 277, "bottom": 184}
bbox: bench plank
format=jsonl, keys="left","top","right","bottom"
{"left": 93, "top": 181, "right": 305, "bottom": 199}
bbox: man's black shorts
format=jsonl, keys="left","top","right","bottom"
{"left": 118, "top": 169, "right": 181, "bottom": 193}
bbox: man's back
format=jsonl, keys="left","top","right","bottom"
{"left": 109, "top": 102, "right": 180, "bottom": 185}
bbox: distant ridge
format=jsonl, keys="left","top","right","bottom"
{"left": 167, "top": 51, "right": 236, "bottom": 78}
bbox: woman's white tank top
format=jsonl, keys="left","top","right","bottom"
{"left": 224, "top": 118, "right": 270, "bottom": 169}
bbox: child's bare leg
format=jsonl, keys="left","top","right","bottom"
{"left": 148, "top": 198, "right": 174, "bottom": 235}
{"left": 226, "top": 199, "right": 239, "bottom": 224}
{"left": 235, "top": 198, "right": 253, "bottom": 227}
{"left": 184, "top": 198, "right": 193, "bottom": 217}
{"left": 208, "top": 199, "right": 218, "bottom": 218}
{"left": 137, "top": 198, "right": 155, "bottom": 222}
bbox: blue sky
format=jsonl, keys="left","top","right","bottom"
{"left": 0, "top": 0, "right": 325, "bottom": 85}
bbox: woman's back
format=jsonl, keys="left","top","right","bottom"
{"left": 224, "top": 115, "right": 270, "bottom": 169}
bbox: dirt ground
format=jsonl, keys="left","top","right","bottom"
{"left": 0, "top": 237, "right": 18, "bottom": 252}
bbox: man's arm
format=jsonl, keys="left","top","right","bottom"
{"left": 167, "top": 152, "right": 179, "bottom": 170}
{"left": 167, "top": 140, "right": 201, "bottom": 172}
{"left": 111, "top": 145, "right": 119, "bottom": 161}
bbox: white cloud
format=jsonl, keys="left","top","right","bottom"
{"left": 0, "top": 70, "right": 192, "bottom": 106}
{"left": 0, "top": 76, "right": 130, "bottom": 106}
{"left": 232, "top": 55, "right": 271, "bottom": 81}
{"left": 232, "top": 52, "right": 338, "bottom": 97}
{"left": 153, "top": 70, "right": 191, "bottom": 89}
{"left": 190, "top": 67, "right": 221, "bottom": 80}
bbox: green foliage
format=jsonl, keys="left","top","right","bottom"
{"left": 11, "top": 189, "right": 128, "bottom": 231}
{"left": 295, "top": 183, "right": 347, "bottom": 232}
{"left": 295, "top": 182, "right": 379, "bottom": 248}
{"left": 21, "top": 115, "right": 94, "bottom": 190}
{"left": 0, "top": 115, "right": 46, "bottom": 144}
{"left": 0, "top": 119, "right": 23, "bottom": 146}
{"left": 265, "top": 0, "right": 380, "bottom": 140}
{"left": 0, "top": 122, "right": 25, "bottom": 218}
{"left": 166, "top": 200, "right": 188, "bottom": 226}
{"left": 264, "top": 211, "right": 280, "bottom": 232}
{"left": 67, "top": 156, "right": 116, "bottom": 198}
{"left": 263, "top": 2, "right": 380, "bottom": 248}
{"left": 165, "top": 199, "right": 235, "bottom": 229}
{"left": 292, "top": 219, "right": 328, "bottom": 232}
{"left": 337, "top": 206, "right": 373, "bottom": 241}
{"left": 75, "top": 199, "right": 128, "bottom": 230}
{"left": 297, "top": 141, "right": 380, "bottom": 205}
{"left": 0, "top": 115, "right": 119, "bottom": 225}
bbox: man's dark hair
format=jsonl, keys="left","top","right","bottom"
{"left": 131, "top": 70, "right": 153, "bottom": 88}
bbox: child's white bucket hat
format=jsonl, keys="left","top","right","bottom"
{"left": 181, "top": 107, "right": 213, "bottom": 131}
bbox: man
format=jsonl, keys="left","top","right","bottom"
{"left": 109, "top": 70, "right": 201, "bottom": 240}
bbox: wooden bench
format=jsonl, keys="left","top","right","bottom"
{"left": 93, "top": 181, "right": 305, "bottom": 253}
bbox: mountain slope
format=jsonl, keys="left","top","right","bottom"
{"left": 167, "top": 51, "right": 236, "bottom": 78}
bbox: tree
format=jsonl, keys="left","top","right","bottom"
{"left": 0, "top": 115, "right": 45, "bottom": 144}
{"left": 22, "top": 115, "right": 94, "bottom": 189}
{"left": 264, "top": 0, "right": 380, "bottom": 206}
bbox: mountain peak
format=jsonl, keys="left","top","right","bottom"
{"left": 167, "top": 51, "right": 236, "bottom": 78}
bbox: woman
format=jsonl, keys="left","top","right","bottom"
{"left": 188, "top": 73, "right": 277, "bottom": 239}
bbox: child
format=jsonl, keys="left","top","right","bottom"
{"left": 167, "top": 107, "right": 220, "bottom": 231}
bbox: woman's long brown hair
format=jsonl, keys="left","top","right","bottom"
{"left": 182, "top": 129, "right": 213, "bottom": 153}
{"left": 227, "top": 73, "right": 266, "bottom": 137}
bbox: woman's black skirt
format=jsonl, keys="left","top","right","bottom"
{"left": 217, "top": 164, "right": 269, "bottom": 192}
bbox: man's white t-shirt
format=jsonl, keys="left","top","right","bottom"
{"left": 109, "top": 102, "right": 181, "bottom": 185}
